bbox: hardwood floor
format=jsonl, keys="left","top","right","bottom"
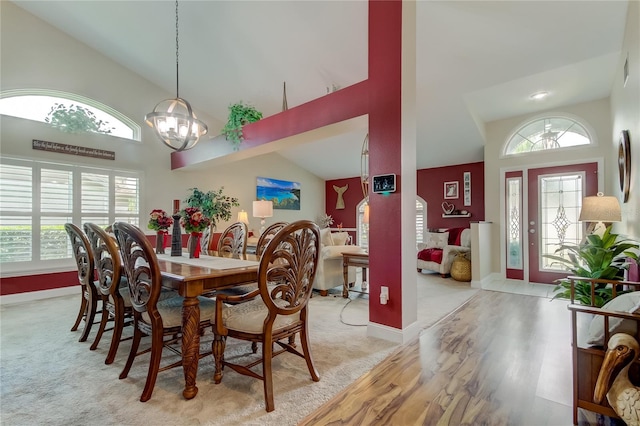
{"left": 299, "top": 289, "right": 622, "bottom": 426}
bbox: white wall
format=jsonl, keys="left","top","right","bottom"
{"left": 0, "top": 2, "right": 324, "bottom": 275}
{"left": 610, "top": 0, "right": 640, "bottom": 240}
{"left": 482, "top": 1, "right": 639, "bottom": 278}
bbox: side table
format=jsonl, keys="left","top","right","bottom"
{"left": 342, "top": 251, "right": 369, "bottom": 298}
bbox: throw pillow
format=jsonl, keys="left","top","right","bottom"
{"left": 424, "top": 232, "right": 449, "bottom": 249}
{"left": 447, "top": 227, "right": 465, "bottom": 246}
{"left": 331, "top": 232, "right": 349, "bottom": 246}
{"left": 320, "top": 228, "right": 334, "bottom": 247}
{"left": 586, "top": 291, "right": 640, "bottom": 346}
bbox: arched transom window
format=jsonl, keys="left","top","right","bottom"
{"left": 0, "top": 89, "right": 141, "bottom": 141}
{"left": 504, "top": 116, "right": 593, "bottom": 156}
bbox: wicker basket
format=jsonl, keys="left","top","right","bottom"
{"left": 450, "top": 253, "right": 471, "bottom": 282}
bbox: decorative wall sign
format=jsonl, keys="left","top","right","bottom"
{"left": 463, "top": 171, "right": 471, "bottom": 206}
{"left": 618, "top": 130, "right": 631, "bottom": 203}
{"left": 444, "top": 181, "right": 458, "bottom": 199}
{"left": 257, "top": 177, "right": 300, "bottom": 210}
{"left": 32, "top": 139, "right": 115, "bottom": 160}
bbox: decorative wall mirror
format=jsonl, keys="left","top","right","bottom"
{"left": 618, "top": 129, "right": 631, "bottom": 203}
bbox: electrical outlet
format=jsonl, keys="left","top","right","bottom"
{"left": 380, "top": 286, "right": 389, "bottom": 304}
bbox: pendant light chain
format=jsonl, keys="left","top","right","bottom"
{"left": 175, "top": 0, "right": 179, "bottom": 99}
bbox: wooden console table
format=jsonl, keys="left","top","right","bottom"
{"left": 342, "top": 251, "right": 369, "bottom": 298}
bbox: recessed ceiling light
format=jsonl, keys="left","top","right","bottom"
{"left": 530, "top": 91, "right": 549, "bottom": 100}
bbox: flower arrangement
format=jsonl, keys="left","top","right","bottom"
{"left": 180, "top": 207, "right": 211, "bottom": 234}
{"left": 147, "top": 209, "right": 173, "bottom": 231}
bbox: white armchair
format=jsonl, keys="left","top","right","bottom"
{"left": 313, "top": 229, "right": 364, "bottom": 296}
{"left": 417, "top": 228, "right": 471, "bottom": 277}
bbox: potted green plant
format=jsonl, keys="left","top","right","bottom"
{"left": 546, "top": 226, "right": 639, "bottom": 307}
{"left": 184, "top": 187, "right": 240, "bottom": 230}
{"left": 221, "top": 102, "right": 263, "bottom": 150}
{"left": 44, "top": 103, "right": 114, "bottom": 134}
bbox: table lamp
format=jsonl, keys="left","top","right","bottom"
{"left": 578, "top": 192, "right": 621, "bottom": 236}
{"left": 252, "top": 200, "right": 273, "bottom": 235}
{"left": 237, "top": 210, "right": 249, "bottom": 225}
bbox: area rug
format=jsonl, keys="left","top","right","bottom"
{"left": 0, "top": 273, "right": 477, "bottom": 426}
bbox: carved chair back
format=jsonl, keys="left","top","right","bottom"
{"left": 216, "top": 221, "right": 248, "bottom": 257}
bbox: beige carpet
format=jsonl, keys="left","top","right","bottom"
{"left": 0, "top": 273, "right": 477, "bottom": 426}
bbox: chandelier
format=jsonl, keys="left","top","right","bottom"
{"left": 145, "top": 0, "right": 207, "bottom": 151}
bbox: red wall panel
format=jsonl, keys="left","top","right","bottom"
{"left": 417, "top": 162, "right": 485, "bottom": 229}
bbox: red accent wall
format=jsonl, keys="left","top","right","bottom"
{"left": 417, "top": 162, "right": 485, "bottom": 229}
{"left": 325, "top": 177, "right": 363, "bottom": 244}
{"left": 327, "top": 162, "right": 486, "bottom": 243}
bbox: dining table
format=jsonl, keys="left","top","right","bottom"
{"left": 156, "top": 251, "right": 259, "bottom": 400}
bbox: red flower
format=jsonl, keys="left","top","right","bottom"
{"left": 180, "top": 207, "right": 211, "bottom": 233}
{"left": 147, "top": 209, "right": 173, "bottom": 231}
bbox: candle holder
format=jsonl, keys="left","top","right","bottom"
{"left": 171, "top": 213, "right": 182, "bottom": 256}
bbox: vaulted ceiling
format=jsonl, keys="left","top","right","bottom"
{"left": 12, "top": 1, "right": 629, "bottom": 179}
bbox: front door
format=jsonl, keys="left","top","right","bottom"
{"left": 527, "top": 162, "right": 598, "bottom": 284}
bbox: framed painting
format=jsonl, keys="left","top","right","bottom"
{"left": 256, "top": 177, "right": 300, "bottom": 210}
{"left": 444, "top": 181, "right": 458, "bottom": 199}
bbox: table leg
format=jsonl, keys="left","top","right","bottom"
{"left": 181, "top": 295, "right": 201, "bottom": 399}
{"left": 342, "top": 258, "right": 349, "bottom": 298}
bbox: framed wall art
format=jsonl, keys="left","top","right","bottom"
{"left": 256, "top": 177, "right": 301, "bottom": 210}
{"left": 463, "top": 171, "right": 471, "bottom": 206}
{"left": 444, "top": 181, "right": 458, "bottom": 199}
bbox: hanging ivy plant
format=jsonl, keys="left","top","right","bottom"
{"left": 44, "top": 103, "right": 114, "bottom": 134}
{"left": 221, "top": 102, "right": 263, "bottom": 150}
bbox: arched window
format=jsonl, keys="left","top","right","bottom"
{"left": 504, "top": 115, "right": 593, "bottom": 156}
{"left": 0, "top": 89, "right": 141, "bottom": 141}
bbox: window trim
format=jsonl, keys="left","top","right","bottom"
{"left": 0, "top": 156, "right": 143, "bottom": 276}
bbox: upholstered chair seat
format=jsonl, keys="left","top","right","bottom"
{"left": 141, "top": 296, "right": 216, "bottom": 328}
{"left": 220, "top": 298, "right": 300, "bottom": 334}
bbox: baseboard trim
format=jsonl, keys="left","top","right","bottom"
{"left": 0, "top": 286, "right": 76, "bottom": 305}
{"left": 367, "top": 320, "right": 421, "bottom": 344}
{"left": 471, "top": 272, "right": 500, "bottom": 289}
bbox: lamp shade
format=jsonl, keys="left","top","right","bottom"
{"left": 363, "top": 203, "right": 370, "bottom": 224}
{"left": 252, "top": 200, "right": 273, "bottom": 219}
{"left": 579, "top": 192, "right": 621, "bottom": 223}
{"left": 237, "top": 210, "right": 249, "bottom": 225}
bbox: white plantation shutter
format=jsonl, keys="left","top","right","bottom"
{"left": 115, "top": 175, "right": 139, "bottom": 225}
{"left": 40, "top": 168, "right": 73, "bottom": 260}
{"left": 0, "top": 164, "right": 33, "bottom": 262}
{"left": 416, "top": 198, "right": 426, "bottom": 244}
{"left": 0, "top": 157, "right": 142, "bottom": 268}
{"left": 82, "top": 172, "right": 109, "bottom": 213}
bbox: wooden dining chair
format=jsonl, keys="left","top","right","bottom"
{"left": 83, "top": 222, "right": 133, "bottom": 364}
{"left": 65, "top": 223, "right": 103, "bottom": 343}
{"left": 214, "top": 221, "right": 248, "bottom": 256}
{"left": 255, "top": 221, "right": 288, "bottom": 257}
{"left": 211, "top": 220, "right": 321, "bottom": 412}
{"left": 113, "top": 221, "right": 217, "bottom": 402}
